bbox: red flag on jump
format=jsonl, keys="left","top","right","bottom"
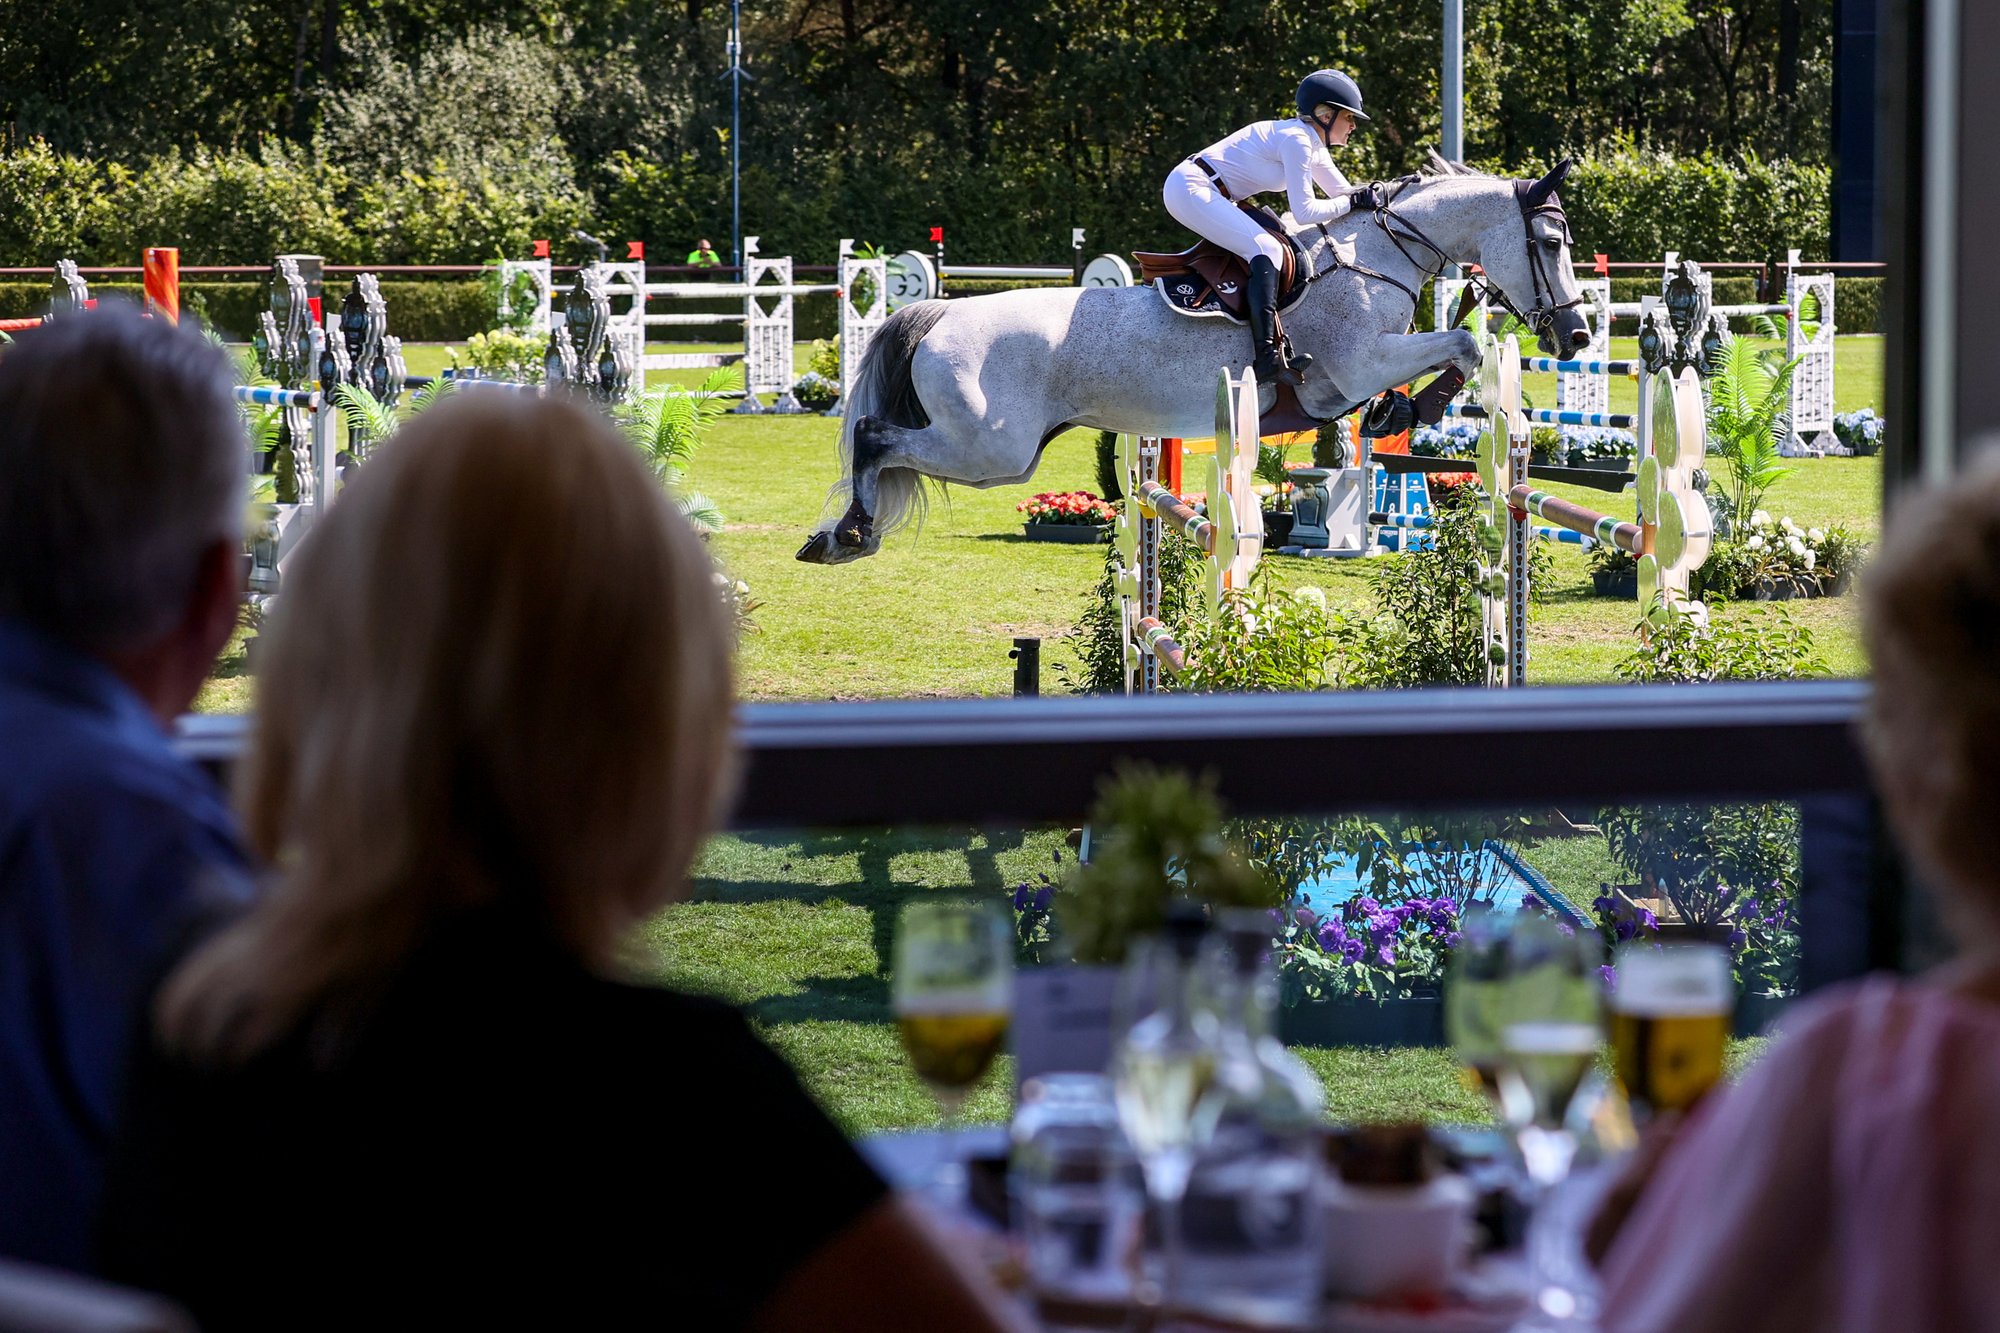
{"left": 929, "top": 227, "right": 944, "bottom": 244}
{"left": 532, "top": 239, "right": 551, "bottom": 258}
{"left": 1594, "top": 253, "right": 1609, "bottom": 276}
{"left": 627, "top": 241, "right": 645, "bottom": 260}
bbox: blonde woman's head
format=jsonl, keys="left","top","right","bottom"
{"left": 1863, "top": 445, "right": 2000, "bottom": 936}
{"left": 164, "top": 391, "right": 736, "bottom": 1059}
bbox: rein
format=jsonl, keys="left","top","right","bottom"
{"left": 1300, "top": 177, "right": 1582, "bottom": 342}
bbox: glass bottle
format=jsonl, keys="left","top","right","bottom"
{"left": 1177, "top": 914, "right": 1326, "bottom": 1326}
{"left": 1009, "top": 1073, "right": 1142, "bottom": 1306}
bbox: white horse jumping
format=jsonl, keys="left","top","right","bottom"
{"left": 798, "top": 157, "right": 1591, "bottom": 564}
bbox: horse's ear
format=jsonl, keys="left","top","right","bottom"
{"left": 1525, "top": 158, "right": 1574, "bottom": 208}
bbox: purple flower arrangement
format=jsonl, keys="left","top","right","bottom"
{"left": 1009, "top": 848, "right": 1063, "bottom": 965}
{"left": 1275, "top": 891, "right": 1468, "bottom": 1002}
{"left": 1587, "top": 880, "right": 1799, "bottom": 997}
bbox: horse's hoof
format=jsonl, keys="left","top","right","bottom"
{"left": 1412, "top": 366, "right": 1466, "bottom": 426}
{"left": 796, "top": 532, "right": 836, "bottom": 563}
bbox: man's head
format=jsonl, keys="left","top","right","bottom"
{"left": 698, "top": 238, "right": 715, "bottom": 252}
{"left": 0, "top": 303, "right": 246, "bottom": 717}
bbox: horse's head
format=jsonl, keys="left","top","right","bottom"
{"left": 1470, "top": 160, "right": 1591, "bottom": 358}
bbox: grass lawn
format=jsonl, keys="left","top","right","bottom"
{"left": 200, "top": 336, "right": 1859, "bottom": 1129}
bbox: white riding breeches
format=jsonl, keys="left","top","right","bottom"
{"left": 1162, "top": 163, "right": 1287, "bottom": 267}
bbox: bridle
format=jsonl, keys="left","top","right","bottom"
{"left": 1300, "top": 176, "right": 1584, "bottom": 346}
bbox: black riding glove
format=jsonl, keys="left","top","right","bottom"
{"left": 1346, "top": 184, "right": 1381, "bottom": 211}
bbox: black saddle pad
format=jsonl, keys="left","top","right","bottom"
{"left": 1154, "top": 273, "right": 1247, "bottom": 322}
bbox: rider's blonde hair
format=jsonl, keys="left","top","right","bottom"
{"left": 158, "top": 393, "right": 738, "bottom": 1063}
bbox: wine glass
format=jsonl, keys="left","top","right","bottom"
{"left": 893, "top": 898, "right": 1014, "bottom": 1202}
{"left": 1493, "top": 916, "right": 1602, "bottom": 1188}
{"left": 1445, "top": 903, "right": 1515, "bottom": 1105}
{"left": 1493, "top": 915, "right": 1606, "bottom": 1323}
{"left": 1109, "top": 917, "right": 1223, "bottom": 1313}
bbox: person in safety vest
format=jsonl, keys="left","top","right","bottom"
{"left": 687, "top": 239, "right": 721, "bottom": 267}
{"left": 1163, "top": 70, "right": 1373, "bottom": 386}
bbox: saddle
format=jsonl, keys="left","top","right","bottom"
{"left": 1133, "top": 204, "right": 1313, "bottom": 323}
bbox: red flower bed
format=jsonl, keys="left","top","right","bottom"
{"left": 1017, "top": 490, "right": 1119, "bottom": 526}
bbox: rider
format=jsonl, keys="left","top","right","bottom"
{"left": 1164, "top": 70, "right": 1374, "bottom": 386}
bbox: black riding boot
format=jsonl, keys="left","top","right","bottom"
{"left": 1247, "top": 256, "right": 1312, "bottom": 386}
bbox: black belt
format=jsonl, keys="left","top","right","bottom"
{"left": 1188, "top": 155, "right": 1235, "bottom": 202}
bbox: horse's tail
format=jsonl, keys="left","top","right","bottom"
{"left": 833, "top": 298, "right": 951, "bottom": 539}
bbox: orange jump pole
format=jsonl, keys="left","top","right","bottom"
{"left": 143, "top": 247, "right": 180, "bottom": 323}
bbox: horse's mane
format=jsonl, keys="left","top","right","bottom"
{"left": 1419, "top": 151, "right": 1496, "bottom": 180}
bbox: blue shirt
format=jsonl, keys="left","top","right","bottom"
{"left": 0, "top": 620, "right": 251, "bottom": 1272}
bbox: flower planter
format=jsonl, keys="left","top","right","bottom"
{"left": 1261, "top": 510, "right": 1295, "bottom": 549}
{"left": 1747, "top": 577, "right": 1818, "bottom": 601}
{"left": 1569, "top": 457, "right": 1634, "bottom": 472}
{"left": 1022, "top": 522, "right": 1111, "bottom": 544}
{"left": 1278, "top": 996, "right": 1447, "bottom": 1048}
{"left": 1735, "top": 990, "right": 1792, "bottom": 1037}
{"left": 1590, "top": 569, "right": 1638, "bottom": 598}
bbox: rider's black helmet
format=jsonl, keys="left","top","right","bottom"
{"left": 1295, "top": 70, "right": 1370, "bottom": 123}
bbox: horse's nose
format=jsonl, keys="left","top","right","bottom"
{"left": 1565, "top": 325, "right": 1590, "bottom": 352}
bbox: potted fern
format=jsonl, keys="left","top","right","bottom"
{"left": 613, "top": 368, "right": 738, "bottom": 535}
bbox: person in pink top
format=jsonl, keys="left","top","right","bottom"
{"left": 1597, "top": 450, "right": 2000, "bottom": 1331}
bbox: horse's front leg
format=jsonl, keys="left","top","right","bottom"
{"left": 1336, "top": 330, "right": 1480, "bottom": 403}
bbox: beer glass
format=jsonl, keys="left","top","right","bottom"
{"left": 893, "top": 899, "right": 1013, "bottom": 1197}
{"left": 1609, "top": 942, "right": 1733, "bottom": 1119}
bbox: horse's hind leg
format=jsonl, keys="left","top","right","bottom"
{"left": 808, "top": 412, "right": 1044, "bottom": 561}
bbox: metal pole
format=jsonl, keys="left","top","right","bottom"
{"left": 1442, "top": 0, "right": 1464, "bottom": 288}
{"left": 1442, "top": 0, "right": 1464, "bottom": 164}
{"left": 728, "top": 0, "right": 744, "bottom": 269}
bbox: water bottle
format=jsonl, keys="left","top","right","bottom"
{"left": 1177, "top": 914, "right": 1326, "bottom": 1325}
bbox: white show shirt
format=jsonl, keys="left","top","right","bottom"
{"left": 1188, "top": 118, "right": 1355, "bottom": 225}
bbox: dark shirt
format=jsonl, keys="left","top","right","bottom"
{"left": 0, "top": 619, "right": 249, "bottom": 1272}
{"left": 97, "top": 908, "right": 889, "bottom": 1331}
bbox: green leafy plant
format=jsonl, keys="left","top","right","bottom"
{"left": 1703, "top": 333, "right": 1799, "bottom": 535}
{"left": 1255, "top": 441, "right": 1295, "bottom": 511}
{"left": 1614, "top": 605, "right": 1826, "bottom": 683}
{"left": 615, "top": 368, "right": 736, "bottom": 534}
{"left": 1058, "top": 765, "right": 1277, "bottom": 966}
{"left": 1058, "top": 527, "right": 1202, "bottom": 695}
{"left": 1588, "top": 543, "right": 1639, "bottom": 578}
{"left": 330, "top": 379, "right": 456, "bottom": 461}
{"left": 1359, "top": 500, "right": 1552, "bottom": 687}
{"left": 806, "top": 337, "right": 841, "bottom": 381}
{"left": 484, "top": 260, "right": 545, "bottom": 337}
{"left": 450, "top": 328, "right": 546, "bottom": 384}
{"left": 1179, "top": 585, "right": 1371, "bottom": 693}
{"left": 1695, "top": 512, "right": 1869, "bottom": 603}
{"left": 1595, "top": 802, "right": 1802, "bottom": 994}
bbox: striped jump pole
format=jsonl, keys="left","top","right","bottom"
{"left": 1508, "top": 486, "right": 1644, "bottom": 553}
{"left": 233, "top": 386, "right": 322, "bottom": 410}
{"left": 1520, "top": 356, "right": 1640, "bottom": 377}
{"left": 1137, "top": 481, "right": 1215, "bottom": 553}
{"left": 1134, "top": 617, "right": 1188, "bottom": 675}
{"left": 1447, "top": 402, "right": 1634, "bottom": 429}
